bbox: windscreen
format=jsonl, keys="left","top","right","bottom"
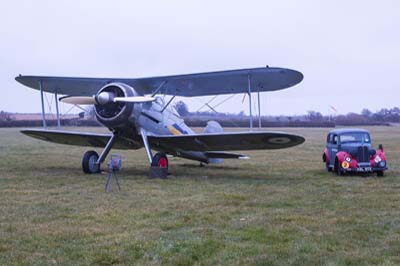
{"left": 339, "top": 132, "right": 371, "bottom": 144}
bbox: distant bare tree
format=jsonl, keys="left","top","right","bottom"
{"left": 361, "top": 108, "right": 372, "bottom": 118}
{"left": 0, "top": 111, "right": 11, "bottom": 121}
{"left": 307, "top": 110, "right": 323, "bottom": 121}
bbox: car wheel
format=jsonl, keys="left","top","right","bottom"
{"left": 335, "top": 159, "right": 342, "bottom": 176}
{"left": 326, "top": 162, "right": 332, "bottom": 172}
{"left": 337, "top": 166, "right": 342, "bottom": 176}
{"left": 377, "top": 171, "right": 384, "bottom": 177}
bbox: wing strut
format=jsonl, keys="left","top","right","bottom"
{"left": 39, "top": 80, "right": 46, "bottom": 128}
{"left": 55, "top": 89, "right": 61, "bottom": 128}
{"left": 247, "top": 74, "right": 253, "bottom": 130}
{"left": 38, "top": 80, "right": 62, "bottom": 128}
{"left": 151, "top": 81, "right": 167, "bottom": 97}
{"left": 96, "top": 133, "right": 118, "bottom": 165}
{"left": 161, "top": 95, "right": 176, "bottom": 113}
{"left": 257, "top": 85, "right": 261, "bottom": 128}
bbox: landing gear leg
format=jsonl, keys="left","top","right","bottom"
{"left": 140, "top": 128, "right": 153, "bottom": 164}
{"left": 140, "top": 128, "right": 169, "bottom": 178}
{"left": 82, "top": 133, "right": 117, "bottom": 174}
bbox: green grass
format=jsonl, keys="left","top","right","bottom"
{"left": 0, "top": 126, "right": 400, "bottom": 265}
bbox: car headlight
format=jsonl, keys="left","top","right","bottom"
{"left": 342, "top": 161, "right": 350, "bottom": 169}
{"left": 345, "top": 156, "right": 351, "bottom": 162}
{"left": 379, "top": 161, "right": 386, "bottom": 168}
{"left": 374, "top": 155, "right": 382, "bottom": 163}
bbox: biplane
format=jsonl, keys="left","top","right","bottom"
{"left": 16, "top": 66, "right": 305, "bottom": 175}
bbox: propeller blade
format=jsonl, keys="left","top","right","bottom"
{"left": 60, "top": 96, "right": 96, "bottom": 105}
{"left": 60, "top": 94, "right": 156, "bottom": 105}
{"left": 114, "top": 96, "right": 156, "bottom": 103}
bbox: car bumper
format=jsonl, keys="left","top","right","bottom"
{"left": 343, "top": 166, "right": 387, "bottom": 173}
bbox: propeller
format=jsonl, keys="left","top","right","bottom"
{"left": 60, "top": 92, "right": 155, "bottom": 105}
{"left": 60, "top": 96, "right": 96, "bottom": 105}
{"left": 114, "top": 96, "right": 156, "bottom": 103}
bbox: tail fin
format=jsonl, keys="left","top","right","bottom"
{"left": 203, "top": 121, "right": 224, "bottom": 164}
{"left": 203, "top": 120, "right": 223, "bottom": 134}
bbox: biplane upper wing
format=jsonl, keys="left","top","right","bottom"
{"left": 148, "top": 131, "right": 305, "bottom": 152}
{"left": 15, "top": 67, "right": 303, "bottom": 97}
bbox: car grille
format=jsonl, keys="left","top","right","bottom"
{"left": 357, "top": 146, "right": 369, "bottom": 163}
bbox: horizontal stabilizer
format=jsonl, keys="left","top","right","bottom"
{"left": 205, "top": 151, "right": 249, "bottom": 159}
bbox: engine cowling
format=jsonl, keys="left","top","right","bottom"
{"left": 94, "top": 82, "right": 137, "bottom": 129}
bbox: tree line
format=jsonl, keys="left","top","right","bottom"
{"left": 174, "top": 101, "right": 398, "bottom": 126}
{"left": 1, "top": 105, "right": 398, "bottom": 127}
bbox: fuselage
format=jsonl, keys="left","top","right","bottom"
{"left": 116, "top": 97, "right": 211, "bottom": 163}
{"left": 134, "top": 97, "right": 194, "bottom": 137}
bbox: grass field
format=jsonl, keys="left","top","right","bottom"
{"left": 0, "top": 126, "right": 399, "bottom": 265}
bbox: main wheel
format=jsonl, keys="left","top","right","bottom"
{"left": 151, "top": 152, "right": 168, "bottom": 169}
{"left": 377, "top": 170, "right": 384, "bottom": 177}
{"left": 82, "top": 150, "right": 100, "bottom": 174}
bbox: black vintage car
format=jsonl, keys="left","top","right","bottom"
{"left": 322, "top": 128, "right": 387, "bottom": 176}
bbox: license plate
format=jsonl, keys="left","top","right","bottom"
{"left": 357, "top": 167, "right": 372, "bottom": 172}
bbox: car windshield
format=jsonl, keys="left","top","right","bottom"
{"left": 339, "top": 132, "right": 370, "bottom": 144}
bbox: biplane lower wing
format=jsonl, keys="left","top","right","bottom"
{"left": 148, "top": 132, "right": 305, "bottom": 151}
{"left": 20, "top": 129, "right": 140, "bottom": 150}
{"left": 20, "top": 129, "right": 305, "bottom": 154}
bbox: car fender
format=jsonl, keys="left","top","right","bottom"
{"left": 335, "top": 151, "right": 348, "bottom": 163}
{"left": 336, "top": 151, "right": 358, "bottom": 169}
{"left": 370, "top": 149, "right": 386, "bottom": 166}
{"left": 376, "top": 149, "right": 386, "bottom": 161}
{"left": 323, "top": 148, "right": 329, "bottom": 163}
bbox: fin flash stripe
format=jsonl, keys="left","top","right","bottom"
{"left": 167, "top": 123, "right": 188, "bottom": 135}
{"left": 168, "top": 125, "right": 181, "bottom": 135}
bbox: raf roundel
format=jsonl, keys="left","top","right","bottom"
{"left": 268, "top": 137, "right": 291, "bottom": 144}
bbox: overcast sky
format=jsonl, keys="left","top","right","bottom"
{"left": 1, "top": 0, "right": 399, "bottom": 116}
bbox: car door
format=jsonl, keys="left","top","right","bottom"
{"left": 328, "top": 134, "right": 338, "bottom": 166}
